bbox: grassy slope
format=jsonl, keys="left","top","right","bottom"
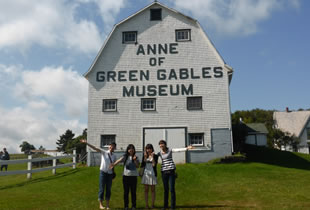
{"left": 1, "top": 146, "right": 310, "bottom": 209}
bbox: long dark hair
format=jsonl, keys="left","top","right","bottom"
{"left": 125, "top": 144, "right": 135, "bottom": 156}
{"left": 145, "top": 144, "right": 154, "bottom": 153}
{"left": 123, "top": 144, "right": 136, "bottom": 164}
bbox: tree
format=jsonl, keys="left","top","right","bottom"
{"left": 231, "top": 109, "right": 275, "bottom": 148}
{"left": 38, "top": 145, "right": 45, "bottom": 154}
{"left": 271, "top": 128, "right": 300, "bottom": 151}
{"left": 19, "top": 141, "right": 36, "bottom": 154}
{"left": 66, "top": 128, "right": 87, "bottom": 155}
{"left": 56, "top": 129, "right": 75, "bottom": 153}
{"left": 56, "top": 129, "right": 87, "bottom": 157}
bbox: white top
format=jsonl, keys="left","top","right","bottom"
{"left": 99, "top": 149, "right": 116, "bottom": 174}
{"left": 122, "top": 156, "right": 139, "bottom": 176}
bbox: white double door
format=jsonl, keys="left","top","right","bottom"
{"left": 144, "top": 127, "right": 186, "bottom": 164}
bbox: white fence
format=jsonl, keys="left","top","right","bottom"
{"left": 0, "top": 150, "right": 76, "bottom": 179}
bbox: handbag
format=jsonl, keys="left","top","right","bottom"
{"left": 139, "top": 167, "right": 145, "bottom": 177}
{"left": 108, "top": 153, "right": 116, "bottom": 180}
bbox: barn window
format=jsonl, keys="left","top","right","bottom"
{"left": 122, "top": 31, "right": 137, "bottom": 44}
{"left": 189, "top": 133, "right": 204, "bottom": 146}
{"left": 150, "top": 8, "right": 162, "bottom": 21}
{"left": 307, "top": 128, "right": 310, "bottom": 140}
{"left": 187, "top": 96, "right": 202, "bottom": 110}
{"left": 141, "top": 98, "right": 156, "bottom": 111}
{"left": 176, "top": 29, "right": 191, "bottom": 42}
{"left": 103, "top": 99, "right": 117, "bottom": 112}
{"left": 101, "top": 135, "right": 116, "bottom": 148}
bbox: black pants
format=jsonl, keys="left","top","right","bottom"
{"left": 1, "top": 165, "right": 8, "bottom": 171}
{"left": 123, "top": 176, "right": 137, "bottom": 208}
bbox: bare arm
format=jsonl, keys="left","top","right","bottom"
{"left": 171, "top": 145, "right": 195, "bottom": 152}
{"left": 110, "top": 156, "right": 124, "bottom": 168}
{"left": 80, "top": 139, "right": 102, "bottom": 153}
{"left": 133, "top": 155, "right": 140, "bottom": 168}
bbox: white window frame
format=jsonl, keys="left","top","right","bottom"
{"left": 103, "top": 99, "right": 117, "bottom": 112}
{"left": 187, "top": 96, "right": 202, "bottom": 110}
{"left": 122, "top": 31, "right": 137, "bottom": 44}
{"left": 100, "top": 135, "right": 116, "bottom": 148}
{"left": 189, "top": 133, "right": 204, "bottom": 146}
{"left": 176, "top": 29, "right": 191, "bottom": 42}
{"left": 141, "top": 98, "right": 156, "bottom": 111}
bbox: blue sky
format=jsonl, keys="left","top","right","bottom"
{"left": 0, "top": 0, "right": 309, "bottom": 153}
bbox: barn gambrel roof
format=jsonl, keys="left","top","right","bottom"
{"left": 84, "top": 1, "right": 233, "bottom": 81}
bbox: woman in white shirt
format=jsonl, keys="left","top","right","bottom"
{"left": 111, "top": 144, "right": 139, "bottom": 210}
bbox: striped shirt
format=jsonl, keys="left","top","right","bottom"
{"left": 158, "top": 148, "right": 187, "bottom": 171}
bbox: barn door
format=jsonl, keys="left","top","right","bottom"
{"left": 144, "top": 127, "right": 186, "bottom": 163}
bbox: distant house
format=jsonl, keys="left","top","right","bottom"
{"left": 245, "top": 123, "right": 268, "bottom": 146}
{"left": 273, "top": 110, "right": 310, "bottom": 154}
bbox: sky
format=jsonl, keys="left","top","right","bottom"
{"left": 0, "top": 0, "right": 309, "bottom": 153}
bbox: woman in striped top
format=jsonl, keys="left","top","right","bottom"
{"left": 157, "top": 140, "right": 194, "bottom": 210}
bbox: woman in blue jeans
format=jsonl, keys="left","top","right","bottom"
{"left": 80, "top": 139, "right": 116, "bottom": 210}
{"left": 157, "top": 140, "right": 194, "bottom": 210}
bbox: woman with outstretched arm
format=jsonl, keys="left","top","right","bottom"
{"left": 80, "top": 139, "right": 116, "bottom": 210}
{"left": 157, "top": 140, "right": 194, "bottom": 210}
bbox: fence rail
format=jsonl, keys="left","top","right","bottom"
{"left": 0, "top": 150, "right": 76, "bottom": 179}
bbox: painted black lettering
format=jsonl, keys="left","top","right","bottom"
{"left": 170, "top": 84, "right": 179, "bottom": 96}
{"left": 190, "top": 68, "right": 200, "bottom": 79}
{"left": 182, "top": 84, "right": 193, "bottom": 95}
{"left": 137, "top": 45, "right": 145, "bottom": 55}
{"left": 169, "top": 43, "right": 178, "bottom": 54}
{"left": 118, "top": 71, "right": 127, "bottom": 82}
{"left": 214, "top": 67, "right": 223, "bottom": 78}
{"left": 179, "top": 68, "right": 189, "bottom": 79}
{"left": 107, "top": 71, "right": 116, "bottom": 82}
{"left": 202, "top": 67, "right": 212, "bottom": 78}
{"left": 123, "top": 86, "right": 134, "bottom": 97}
{"left": 158, "top": 44, "right": 168, "bottom": 54}
{"left": 136, "top": 86, "right": 145, "bottom": 97}
{"left": 149, "top": 58, "right": 157, "bottom": 66}
{"left": 158, "top": 85, "right": 168, "bottom": 96}
{"left": 157, "top": 69, "right": 166, "bottom": 80}
{"left": 140, "top": 70, "right": 149, "bottom": 81}
{"left": 129, "top": 70, "right": 138, "bottom": 81}
{"left": 147, "top": 85, "right": 157, "bottom": 96}
{"left": 147, "top": 44, "right": 156, "bottom": 55}
{"left": 96, "top": 71, "right": 105, "bottom": 82}
{"left": 168, "top": 69, "right": 178, "bottom": 80}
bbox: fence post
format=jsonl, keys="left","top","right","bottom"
{"left": 27, "top": 155, "right": 32, "bottom": 179}
{"left": 73, "top": 150, "right": 76, "bottom": 169}
{"left": 52, "top": 158, "right": 56, "bottom": 175}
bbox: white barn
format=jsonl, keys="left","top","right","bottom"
{"left": 84, "top": 1, "right": 234, "bottom": 165}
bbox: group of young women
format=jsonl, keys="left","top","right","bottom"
{"left": 81, "top": 139, "right": 193, "bottom": 210}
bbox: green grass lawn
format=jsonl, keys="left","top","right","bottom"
{"left": 1, "top": 146, "right": 310, "bottom": 210}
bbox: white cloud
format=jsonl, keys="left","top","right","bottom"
{"left": 0, "top": 65, "right": 88, "bottom": 153}
{"left": 0, "top": 0, "right": 103, "bottom": 53}
{"left": 171, "top": 0, "right": 301, "bottom": 36}
{"left": 80, "top": 0, "right": 127, "bottom": 35}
